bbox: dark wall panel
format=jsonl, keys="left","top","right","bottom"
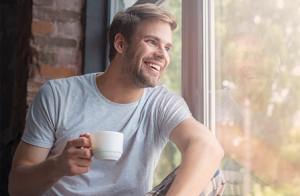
{"left": 84, "top": 0, "right": 108, "bottom": 74}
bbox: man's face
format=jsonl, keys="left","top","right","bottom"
{"left": 225, "top": 35, "right": 276, "bottom": 95}
{"left": 121, "top": 19, "right": 172, "bottom": 88}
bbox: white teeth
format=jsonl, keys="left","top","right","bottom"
{"left": 147, "top": 63, "right": 161, "bottom": 71}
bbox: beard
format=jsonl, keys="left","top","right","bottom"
{"left": 121, "top": 45, "right": 160, "bottom": 89}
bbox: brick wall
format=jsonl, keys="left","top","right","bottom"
{"left": 27, "top": 0, "right": 86, "bottom": 107}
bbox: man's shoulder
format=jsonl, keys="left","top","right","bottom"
{"left": 145, "top": 85, "right": 169, "bottom": 93}
{"left": 145, "top": 85, "right": 181, "bottom": 100}
{"left": 47, "top": 73, "right": 96, "bottom": 90}
{"left": 143, "top": 85, "right": 186, "bottom": 109}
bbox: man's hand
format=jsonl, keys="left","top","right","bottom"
{"left": 54, "top": 133, "right": 93, "bottom": 176}
{"left": 9, "top": 133, "right": 93, "bottom": 196}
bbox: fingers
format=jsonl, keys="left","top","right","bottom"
{"left": 56, "top": 134, "right": 93, "bottom": 176}
{"left": 75, "top": 166, "right": 90, "bottom": 174}
{"left": 76, "top": 157, "right": 92, "bottom": 167}
{"left": 67, "top": 137, "right": 92, "bottom": 148}
{"left": 79, "top": 133, "right": 90, "bottom": 139}
{"left": 57, "top": 146, "right": 92, "bottom": 176}
{"left": 69, "top": 148, "right": 93, "bottom": 159}
{"left": 62, "top": 158, "right": 91, "bottom": 175}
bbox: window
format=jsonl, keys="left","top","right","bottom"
{"left": 214, "top": 0, "right": 300, "bottom": 195}
{"left": 181, "top": 0, "right": 300, "bottom": 195}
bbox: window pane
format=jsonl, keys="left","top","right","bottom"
{"left": 123, "top": 0, "right": 138, "bottom": 9}
{"left": 215, "top": 0, "right": 300, "bottom": 195}
{"left": 153, "top": 0, "right": 182, "bottom": 187}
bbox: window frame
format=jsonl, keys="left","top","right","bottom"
{"left": 182, "top": 0, "right": 215, "bottom": 134}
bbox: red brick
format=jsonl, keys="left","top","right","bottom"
{"left": 27, "top": 80, "right": 44, "bottom": 93}
{"left": 33, "top": 6, "right": 81, "bottom": 22}
{"left": 26, "top": 80, "right": 45, "bottom": 107}
{"left": 57, "top": 21, "right": 82, "bottom": 39}
{"left": 36, "top": 64, "right": 77, "bottom": 79}
{"left": 56, "top": 50, "right": 78, "bottom": 65}
{"left": 32, "top": 21, "right": 55, "bottom": 35}
{"left": 33, "top": 36, "right": 77, "bottom": 48}
{"left": 55, "top": 0, "right": 85, "bottom": 12}
{"left": 37, "top": 51, "right": 57, "bottom": 65}
{"left": 33, "top": 0, "right": 54, "bottom": 6}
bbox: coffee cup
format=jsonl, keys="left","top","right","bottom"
{"left": 91, "top": 131, "right": 124, "bottom": 161}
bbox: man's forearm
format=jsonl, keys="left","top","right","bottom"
{"left": 166, "top": 137, "right": 224, "bottom": 196}
{"left": 9, "top": 155, "right": 63, "bottom": 196}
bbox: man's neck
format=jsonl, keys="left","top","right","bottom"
{"left": 96, "top": 61, "right": 144, "bottom": 104}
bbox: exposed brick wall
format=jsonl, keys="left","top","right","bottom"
{"left": 27, "top": 0, "right": 86, "bottom": 107}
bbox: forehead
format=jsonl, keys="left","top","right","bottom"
{"left": 134, "top": 19, "right": 173, "bottom": 43}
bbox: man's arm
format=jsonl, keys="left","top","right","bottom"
{"left": 8, "top": 133, "right": 92, "bottom": 196}
{"left": 165, "top": 118, "right": 224, "bottom": 196}
{"left": 215, "top": 121, "right": 300, "bottom": 188}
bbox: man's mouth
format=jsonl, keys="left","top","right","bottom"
{"left": 147, "top": 63, "right": 161, "bottom": 71}
{"left": 144, "top": 61, "right": 162, "bottom": 73}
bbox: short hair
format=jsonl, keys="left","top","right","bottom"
{"left": 107, "top": 3, "right": 177, "bottom": 62}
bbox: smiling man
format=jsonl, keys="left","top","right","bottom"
{"left": 9, "top": 3, "right": 224, "bottom": 196}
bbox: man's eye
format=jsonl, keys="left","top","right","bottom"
{"left": 164, "top": 47, "right": 170, "bottom": 51}
{"left": 148, "top": 40, "right": 155, "bottom": 44}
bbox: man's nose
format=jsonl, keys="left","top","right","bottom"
{"left": 154, "top": 46, "right": 168, "bottom": 60}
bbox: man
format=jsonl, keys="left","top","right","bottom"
{"left": 8, "top": 4, "right": 224, "bottom": 196}
{"left": 215, "top": 23, "right": 300, "bottom": 195}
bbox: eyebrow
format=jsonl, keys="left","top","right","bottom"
{"left": 143, "top": 34, "right": 173, "bottom": 48}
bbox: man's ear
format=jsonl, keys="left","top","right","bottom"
{"left": 114, "top": 33, "right": 126, "bottom": 54}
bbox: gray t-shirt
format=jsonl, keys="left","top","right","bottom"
{"left": 22, "top": 73, "right": 192, "bottom": 196}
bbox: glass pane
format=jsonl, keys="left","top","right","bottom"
{"left": 123, "top": 0, "right": 138, "bottom": 9}
{"left": 214, "top": 0, "right": 300, "bottom": 195}
{"left": 153, "top": 0, "right": 182, "bottom": 187}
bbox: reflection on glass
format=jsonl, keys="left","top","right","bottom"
{"left": 215, "top": 0, "right": 300, "bottom": 195}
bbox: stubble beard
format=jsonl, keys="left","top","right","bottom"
{"left": 121, "top": 45, "right": 159, "bottom": 89}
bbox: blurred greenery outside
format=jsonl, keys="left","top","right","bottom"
{"left": 153, "top": 0, "right": 300, "bottom": 194}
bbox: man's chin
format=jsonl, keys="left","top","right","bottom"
{"left": 143, "top": 81, "right": 157, "bottom": 88}
{"left": 134, "top": 78, "right": 158, "bottom": 88}
{"left": 144, "top": 76, "right": 159, "bottom": 88}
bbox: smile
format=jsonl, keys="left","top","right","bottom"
{"left": 147, "top": 63, "right": 161, "bottom": 71}
{"left": 146, "top": 63, "right": 160, "bottom": 71}
{"left": 144, "top": 61, "right": 162, "bottom": 74}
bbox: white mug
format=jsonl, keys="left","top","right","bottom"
{"left": 91, "top": 131, "right": 124, "bottom": 161}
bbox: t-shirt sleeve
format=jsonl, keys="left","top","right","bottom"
{"left": 156, "top": 92, "right": 192, "bottom": 144}
{"left": 22, "top": 81, "right": 56, "bottom": 148}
